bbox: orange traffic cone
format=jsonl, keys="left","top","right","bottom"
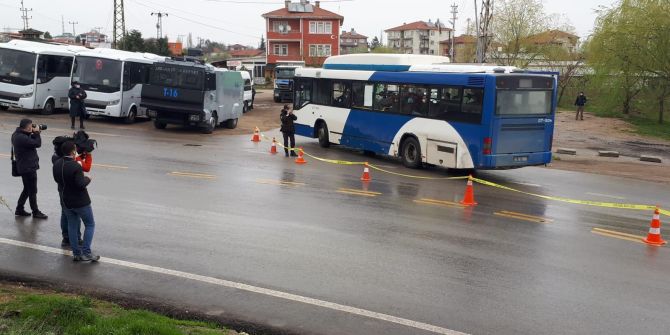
{"left": 360, "top": 163, "right": 371, "bottom": 182}
{"left": 643, "top": 208, "right": 667, "bottom": 246}
{"left": 459, "top": 176, "right": 478, "bottom": 206}
{"left": 270, "top": 137, "right": 278, "bottom": 154}
{"left": 295, "top": 147, "right": 307, "bottom": 164}
{"left": 251, "top": 127, "right": 260, "bottom": 142}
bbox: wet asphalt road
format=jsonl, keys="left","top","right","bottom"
{"left": 0, "top": 111, "right": 669, "bottom": 335}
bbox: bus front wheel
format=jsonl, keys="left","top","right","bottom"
{"left": 401, "top": 137, "right": 422, "bottom": 169}
{"left": 124, "top": 107, "right": 137, "bottom": 124}
{"left": 317, "top": 122, "right": 330, "bottom": 148}
{"left": 40, "top": 99, "right": 55, "bottom": 115}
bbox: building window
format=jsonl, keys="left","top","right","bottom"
{"left": 430, "top": 30, "right": 435, "bottom": 36}
{"left": 309, "top": 44, "right": 332, "bottom": 57}
{"left": 273, "top": 21, "right": 290, "bottom": 33}
{"left": 309, "top": 21, "right": 332, "bottom": 34}
{"left": 273, "top": 44, "right": 288, "bottom": 56}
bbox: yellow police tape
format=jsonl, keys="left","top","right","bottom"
{"left": 258, "top": 131, "right": 669, "bottom": 216}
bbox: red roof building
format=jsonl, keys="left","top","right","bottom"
{"left": 340, "top": 28, "right": 368, "bottom": 54}
{"left": 229, "top": 49, "right": 265, "bottom": 58}
{"left": 262, "top": 0, "right": 344, "bottom": 68}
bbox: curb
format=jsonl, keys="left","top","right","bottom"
{"left": 640, "top": 155, "right": 662, "bottom": 163}
{"left": 598, "top": 151, "right": 620, "bottom": 158}
{"left": 556, "top": 148, "right": 577, "bottom": 155}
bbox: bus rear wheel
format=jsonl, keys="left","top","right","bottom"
{"left": 225, "top": 118, "right": 238, "bottom": 129}
{"left": 317, "top": 122, "right": 330, "bottom": 148}
{"left": 401, "top": 137, "right": 422, "bottom": 169}
{"left": 40, "top": 99, "right": 55, "bottom": 115}
{"left": 153, "top": 120, "right": 167, "bottom": 129}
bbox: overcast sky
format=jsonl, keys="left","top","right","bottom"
{"left": 0, "top": 0, "right": 618, "bottom": 47}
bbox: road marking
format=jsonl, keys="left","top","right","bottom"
{"left": 168, "top": 171, "right": 217, "bottom": 179}
{"left": 591, "top": 228, "right": 645, "bottom": 244}
{"left": 513, "top": 182, "right": 542, "bottom": 188}
{"left": 494, "top": 211, "right": 552, "bottom": 223}
{"left": 93, "top": 163, "right": 129, "bottom": 170}
{"left": 586, "top": 192, "right": 627, "bottom": 200}
{"left": 49, "top": 127, "right": 121, "bottom": 137}
{"left": 255, "top": 179, "right": 306, "bottom": 187}
{"left": 336, "top": 188, "right": 381, "bottom": 197}
{"left": 414, "top": 198, "right": 466, "bottom": 208}
{"left": 0, "top": 237, "right": 467, "bottom": 335}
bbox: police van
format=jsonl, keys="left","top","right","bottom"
{"left": 141, "top": 60, "right": 244, "bottom": 134}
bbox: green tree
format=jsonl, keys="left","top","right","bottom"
{"left": 370, "top": 36, "right": 381, "bottom": 50}
{"left": 370, "top": 46, "right": 397, "bottom": 54}
{"left": 118, "top": 30, "right": 145, "bottom": 52}
{"left": 588, "top": 0, "right": 670, "bottom": 122}
{"left": 259, "top": 36, "right": 266, "bottom": 51}
{"left": 43, "top": 31, "right": 52, "bottom": 39}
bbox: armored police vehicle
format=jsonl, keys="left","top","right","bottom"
{"left": 141, "top": 60, "right": 244, "bottom": 134}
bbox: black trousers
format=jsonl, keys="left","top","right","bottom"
{"left": 71, "top": 115, "right": 85, "bottom": 128}
{"left": 282, "top": 132, "right": 296, "bottom": 155}
{"left": 17, "top": 171, "right": 38, "bottom": 211}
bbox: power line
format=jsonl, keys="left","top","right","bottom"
{"left": 449, "top": 3, "right": 458, "bottom": 61}
{"left": 68, "top": 20, "right": 78, "bottom": 36}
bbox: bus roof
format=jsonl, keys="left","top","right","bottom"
{"left": 1, "top": 39, "right": 87, "bottom": 56}
{"left": 75, "top": 48, "right": 166, "bottom": 63}
{"left": 323, "top": 54, "right": 451, "bottom": 72}
{"left": 409, "top": 64, "right": 522, "bottom": 74}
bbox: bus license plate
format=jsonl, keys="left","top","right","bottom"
{"left": 514, "top": 156, "right": 528, "bottom": 162}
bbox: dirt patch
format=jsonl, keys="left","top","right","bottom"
{"left": 550, "top": 111, "right": 670, "bottom": 183}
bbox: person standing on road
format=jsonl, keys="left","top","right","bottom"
{"left": 52, "top": 137, "right": 90, "bottom": 248}
{"left": 53, "top": 141, "right": 99, "bottom": 262}
{"left": 68, "top": 81, "right": 87, "bottom": 130}
{"left": 575, "top": 91, "right": 588, "bottom": 121}
{"left": 280, "top": 104, "right": 297, "bottom": 157}
{"left": 11, "top": 119, "right": 48, "bottom": 219}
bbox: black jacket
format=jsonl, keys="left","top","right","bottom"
{"left": 575, "top": 95, "right": 587, "bottom": 106}
{"left": 280, "top": 110, "right": 297, "bottom": 133}
{"left": 53, "top": 156, "right": 91, "bottom": 209}
{"left": 68, "top": 87, "right": 87, "bottom": 117}
{"left": 11, "top": 128, "right": 41, "bottom": 175}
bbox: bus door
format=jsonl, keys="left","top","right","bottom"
{"left": 491, "top": 76, "right": 555, "bottom": 165}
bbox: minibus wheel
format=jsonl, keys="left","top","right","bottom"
{"left": 40, "top": 99, "right": 55, "bottom": 115}
{"left": 124, "top": 107, "right": 137, "bottom": 124}
{"left": 153, "top": 120, "right": 167, "bottom": 129}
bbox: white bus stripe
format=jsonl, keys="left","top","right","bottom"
{"left": 0, "top": 237, "right": 467, "bottom": 335}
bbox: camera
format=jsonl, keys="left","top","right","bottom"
{"left": 32, "top": 124, "right": 47, "bottom": 131}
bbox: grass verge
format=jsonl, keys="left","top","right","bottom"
{"left": 628, "top": 117, "right": 670, "bottom": 141}
{"left": 0, "top": 282, "right": 234, "bottom": 335}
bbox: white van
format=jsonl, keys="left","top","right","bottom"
{"left": 239, "top": 70, "right": 254, "bottom": 112}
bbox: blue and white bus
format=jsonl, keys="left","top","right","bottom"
{"left": 292, "top": 54, "right": 557, "bottom": 170}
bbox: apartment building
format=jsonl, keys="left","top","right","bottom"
{"left": 385, "top": 20, "right": 452, "bottom": 55}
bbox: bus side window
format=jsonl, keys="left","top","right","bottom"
{"left": 429, "top": 87, "right": 461, "bottom": 120}
{"left": 463, "top": 88, "right": 484, "bottom": 115}
{"left": 400, "top": 85, "right": 428, "bottom": 116}
{"left": 205, "top": 73, "right": 216, "bottom": 91}
{"left": 373, "top": 83, "right": 399, "bottom": 113}
{"left": 122, "top": 64, "right": 131, "bottom": 90}
{"left": 332, "top": 81, "right": 351, "bottom": 108}
{"left": 312, "top": 79, "right": 331, "bottom": 106}
{"left": 294, "top": 78, "right": 312, "bottom": 110}
{"left": 352, "top": 82, "right": 373, "bottom": 109}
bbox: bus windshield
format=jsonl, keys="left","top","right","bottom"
{"left": 149, "top": 65, "right": 204, "bottom": 90}
{"left": 275, "top": 68, "right": 296, "bottom": 79}
{"left": 73, "top": 57, "right": 122, "bottom": 93}
{"left": 0, "top": 48, "right": 37, "bottom": 86}
{"left": 496, "top": 90, "right": 552, "bottom": 115}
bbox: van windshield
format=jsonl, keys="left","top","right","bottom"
{"left": 73, "top": 56, "right": 122, "bottom": 93}
{"left": 149, "top": 65, "right": 205, "bottom": 90}
{"left": 0, "top": 48, "right": 37, "bottom": 86}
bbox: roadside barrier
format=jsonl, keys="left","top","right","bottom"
{"left": 255, "top": 129, "right": 669, "bottom": 220}
{"left": 643, "top": 208, "right": 666, "bottom": 246}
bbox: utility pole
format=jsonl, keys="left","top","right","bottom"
{"left": 61, "top": 15, "right": 66, "bottom": 35}
{"left": 449, "top": 3, "right": 458, "bottom": 62}
{"left": 68, "top": 21, "right": 78, "bottom": 36}
{"left": 151, "top": 12, "right": 168, "bottom": 39}
{"left": 475, "top": 0, "right": 493, "bottom": 63}
{"left": 113, "top": 0, "right": 126, "bottom": 49}
{"left": 19, "top": 0, "right": 33, "bottom": 31}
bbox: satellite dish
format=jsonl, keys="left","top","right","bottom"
{"left": 286, "top": 25, "right": 292, "bottom": 32}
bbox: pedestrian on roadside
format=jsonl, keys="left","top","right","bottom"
{"left": 280, "top": 104, "right": 297, "bottom": 157}
{"left": 251, "top": 86, "right": 256, "bottom": 109}
{"left": 53, "top": 141, "right": 99, "bottom": 262}
{"left": 52, "top": 136, "right": 91, "bottom": 248}
{"left": 575, "top": 91, "right": 587, "bottom": 121}
{"left": 68, "top": 81, "right": 87, "bottom": 130}
{"left": 11, "top": 118, "right": 48, "bottom": 219}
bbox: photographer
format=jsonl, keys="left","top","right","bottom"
{"left": 53, "top": 141, "right": 99, "bottom": 262}
{"left": 68, "top": 81, "right": 87, "bottom": 130}
{"left": 11, "top": 119, "right": 47, "bottom": 219}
